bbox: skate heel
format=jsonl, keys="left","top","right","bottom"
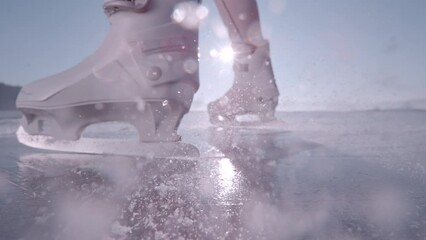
{"left": 20, "top": 109, "right": 85, "bottom": 141}
{"left": 134, "top": 100, "right": 186, "bottom": 142}
{"left": 208, "top": 94, "right": 278, "bottom": 126}
{"left": 254, "top": 96, "right": 278, "bottom": 121}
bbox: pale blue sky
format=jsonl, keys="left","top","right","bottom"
{"left": 0, "top": 0, "right": 425, "bottom": 110}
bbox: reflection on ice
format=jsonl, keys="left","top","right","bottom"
{"left": 0, "top": 172, "right": 11, "bottom": 195}
{"left": 217, "top": 158, "right": 238, "bottom": 196}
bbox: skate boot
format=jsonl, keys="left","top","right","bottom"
{"left": 209, "top": 0, "right": 279, "bottom": 126}
{"left": 16, "top": 0, "right": 201, "bottom": 148}
{"left": 208, "top": 42, "right": 279, "bottom": 125}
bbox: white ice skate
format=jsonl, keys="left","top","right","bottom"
{"left": 208, "top": 0, "right": 281, "bottom": 127}
{"left": 208, "top": 42, "right": 280, "bottom": 127}
{"left": 16, "top": 0, "right": 202, "bottom": 158}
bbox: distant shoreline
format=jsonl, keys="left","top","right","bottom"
{"left": 0, "top": 110, "right": 21, "bottom": 119}
{"left": 0, "top": 83, "right": 21, "bottom": 110}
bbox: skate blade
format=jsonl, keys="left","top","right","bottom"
{"left": 16, "top": 126, "right": 199, "bottom": 159}
{"left": 213, "top": 117, "right": 287, "bottom": 131}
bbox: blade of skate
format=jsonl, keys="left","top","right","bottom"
{"left": 215, "top": 118, "right": 287, "bottom": 132}
{"left": 234, "top": 119, "right": 286, "bottom": 129}
{"left": 16, "top": 127, "right": 199, "bottom": 159}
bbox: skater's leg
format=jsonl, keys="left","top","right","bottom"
{"left": 209, "top": 0, "right": 279, "bottom": 125}
{"left": 213, "top": 0, "right": 265, "bottom": 51}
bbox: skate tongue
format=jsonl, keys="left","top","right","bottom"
{"left": 16, "top": 127, "right": 199, "bottom": 160}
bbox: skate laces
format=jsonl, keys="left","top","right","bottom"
{"left": 103, "top": 0, "right": 152, "bottom": 16}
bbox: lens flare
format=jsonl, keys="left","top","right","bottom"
{"left": 219, "top": 47, "right": 234, "bottom": 63}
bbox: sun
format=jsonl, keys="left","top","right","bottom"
{"left": 210, "top": 46, "right": 234, "bottom": 63}
{"left": 219, "top": 46, "right": 234, "bottom": 63}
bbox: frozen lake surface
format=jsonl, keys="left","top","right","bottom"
{"left": 1, "top": 111, "right": 426, "bottom": 239}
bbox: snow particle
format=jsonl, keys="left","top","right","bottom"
{"left": 172, "top": 2, "right": 208, "bottom": 30}
{"left": 183, "top": 58, "right": 198, "bottom": 74}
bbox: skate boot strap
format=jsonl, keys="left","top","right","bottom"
{"left": 103, "top": 0, "right": 152, "bottom": 16}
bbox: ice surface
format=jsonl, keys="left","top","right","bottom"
{"left": 1, "top": 110, "right": 426, "bottom": 239}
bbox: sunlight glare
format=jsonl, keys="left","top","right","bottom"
{"left": 219, "top": 46, "right": 234, "bottom": 63}
{"left": 218, "top": 158, "right": 236, "bottom": 195}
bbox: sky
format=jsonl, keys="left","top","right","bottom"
{"left": 0, "top": 0, "right": 425, "bottom": 111}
